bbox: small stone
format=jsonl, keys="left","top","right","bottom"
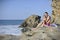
{"left": 52, "top": 39, "right": 56, "bottom": 40}
{"left": 42, "top": 32, "right": 45, "bottom": 33}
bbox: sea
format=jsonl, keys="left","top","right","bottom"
{"left": 0, "top": 20, "right": 24, "bottom": 35}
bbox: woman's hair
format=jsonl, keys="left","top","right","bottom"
{"left": 45, "top": 12, "right": 48, "bottom": 14}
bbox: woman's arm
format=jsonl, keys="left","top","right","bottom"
{"left": 46, "top": 16, "right": 51, "bottom": 22}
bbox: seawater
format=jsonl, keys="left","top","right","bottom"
{"left": 0, "top": 20, "right": 24, "bottom": 25}
{"left": 0, "top": 20, "right": 24, "bottom": 35}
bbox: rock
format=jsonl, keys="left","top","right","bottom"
{"left": 19, "top": 15, "right": 41, "bottom": 28}
{"left": 20, "top": 26, "right": 60, "bottom": 40}
{"left": 0, "top": 34, "right": 20, "bottom": 40}
{"left": 21, "top": 28, "right": 31, "bottom": 33}
{"left": 52, "top": 0, "right": 60, "bottom": 24}
{"left": 19, "top": 15, "right": 41, "bottom": 33}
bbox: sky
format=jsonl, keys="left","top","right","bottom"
{"left": 0, "top": 0, "right": 52, "bottom": 20}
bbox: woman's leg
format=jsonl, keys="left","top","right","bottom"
{"left": 40, "top": 21, "right": 47, "bottom": 27}
{"left": 36, "top": 21, "right": 43, "bottom": 28}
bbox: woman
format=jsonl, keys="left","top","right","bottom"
{"left": 43, "top": 12, "right": 51, "bottom": 26}
{"left": 37, "top": 12, "right": 51, "bottom": 28}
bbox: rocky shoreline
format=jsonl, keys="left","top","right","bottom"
{"left": 0, "top": 14, "right": 60, "bottom": 40}
{"left": 0, "top": 34, "right": 20, "bottom": 40}
{"left": 0, "top": 0, "right": 60, "bottom": 40}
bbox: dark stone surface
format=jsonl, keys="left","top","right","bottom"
{"left": 19, "top": 15, "right": 41, "bottom": 28}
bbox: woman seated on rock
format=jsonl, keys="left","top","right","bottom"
{"left": 37, "top": 12, "right": 51, "bottom": 28}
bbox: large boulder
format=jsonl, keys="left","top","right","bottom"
{"left": 19, "top": 15, "right": 41, "bottom": 32}
{"left": 52, "top": 0, "right": 60, "bottom": 24}
{"left": 19, "top": 15, "right": 41, "bottom": 28}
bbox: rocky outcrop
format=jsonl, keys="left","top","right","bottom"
{"left": 20, "top": 26, "right": 60, "bottom": 40}
{"left": 19, "top": 15, "right": 41, "bottom": 33}
{"left": 19, "top": 15, "right": 41, "bottom": 28}
{"left": 52, "top": 0, "right": 60, "bottom": 24}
